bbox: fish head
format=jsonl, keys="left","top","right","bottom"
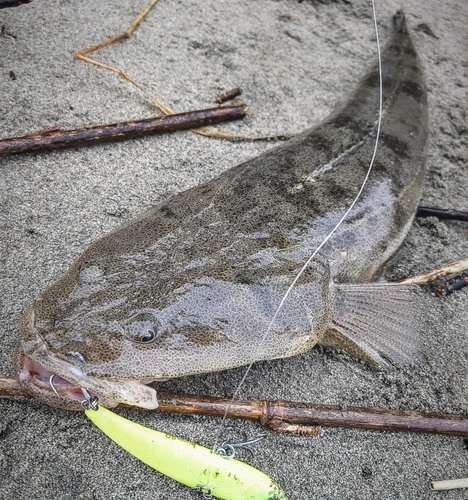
{"left": 16, "top": 303, "right": 160, "bottom": 410}
{"left": 15, "top": 258, "right": 162, "bottom": 410}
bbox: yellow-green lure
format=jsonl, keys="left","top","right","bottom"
{"left": 85, "top": 405, "right": 286, "bottom": 500}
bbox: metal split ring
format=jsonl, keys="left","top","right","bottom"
{"left": 192, "top": 484, "right": 212, "bottom": 499}
{"left": 80, "top": 387, "right": 99, "bottom": 411}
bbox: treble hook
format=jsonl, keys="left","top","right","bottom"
{"left": 192, "top": 485, "right": 213, "bottom": 499}
{"left": 216, "top": 428, "right": 267, "bottom": 459}
{"left": 49, "top": 374, "right": 98, "bottom": 411}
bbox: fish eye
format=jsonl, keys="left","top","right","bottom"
{"left": 123, "top": 313, "right": 160, "bottom": 344}
{"left": 138, "top": 329, "right": 156, "bottom": 343}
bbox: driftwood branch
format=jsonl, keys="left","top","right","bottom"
{"left": 417, "top": 206, "right": 468, "bottom": 223}
{"left": 2, "top": 378, "right": 468, "bottom": 437}
{"left": 0, "top": 377, "right": 26, "bottom": 397}
{"left": 151, "top": 392, "right": 468, "bottom": 437}
{"left": 0, "top": 0, "right": 33, "bottom": 8}
{"left": 0, "top": 104, "right": 248, "bottom": 157}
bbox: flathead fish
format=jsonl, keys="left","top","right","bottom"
{"left": 16, "top": 11, "right": 428, "bottom": 410}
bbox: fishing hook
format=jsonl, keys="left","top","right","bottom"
{"left": 48, "top": 374, "right": 60, "bottom": 398}
{"left": 80, "top": 387, "right": 99, "bottom": 411}
{"left": 216, "top": 428, "right": 267, "bottom": 459}
{"left": 49, "top": 373, "right": 98, "bottom": 411}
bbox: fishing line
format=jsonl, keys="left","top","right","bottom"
{"left": 212, "top": 0, "right": 384, "bottom": 454}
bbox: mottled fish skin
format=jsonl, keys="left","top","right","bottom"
{"left": 16, "top": 12, "right": 427, "bottom": 409}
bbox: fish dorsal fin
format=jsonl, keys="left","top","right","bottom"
{"left": 323, "top": 282, "right": 422, "bottom": 369}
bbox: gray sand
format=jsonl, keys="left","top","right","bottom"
{"left": 1, "top": 0, "right": 468, "bottom": 498}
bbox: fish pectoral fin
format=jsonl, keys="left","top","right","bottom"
{"left": 320, "top": 282, "right": 423, "bottom": 369}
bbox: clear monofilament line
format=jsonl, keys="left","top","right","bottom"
{"left": 212, "top": 0, "right": 384, "bottom": 451}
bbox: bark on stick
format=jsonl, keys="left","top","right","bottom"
{"left": 0, "top": 105, "right": 248, "bottom": 156}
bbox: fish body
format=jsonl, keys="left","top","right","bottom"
{"left": 16, "top": 12, "right": 428, "bottom": 409}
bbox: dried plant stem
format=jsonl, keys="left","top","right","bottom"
{"left": 75, "top": 0, "right": 172, "bottom": 115}
{"left": 75, "top": 0, "right": 288, "bottom": 142}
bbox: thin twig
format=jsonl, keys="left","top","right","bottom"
{"left": 215, "top": 88, "right": 243, "bottom": 105}
{"left": 75, "top": 0, "right": 171, "bottom": 116}
{"left": 0, "top": 105, "right": 248, "bottom": 156}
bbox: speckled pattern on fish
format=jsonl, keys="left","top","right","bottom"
{"left": 16, "top": 11, "right": 427, "bottom": 411}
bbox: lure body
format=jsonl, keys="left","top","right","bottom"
{"left": 85, "top": 406, "right": 286, "bottom": 500}
{"left": 16, "top": 12, "right": 428, "bottom": 409}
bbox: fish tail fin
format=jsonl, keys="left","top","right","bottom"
{"left": 320, "top": 282, "right": 423, "bottom": 369}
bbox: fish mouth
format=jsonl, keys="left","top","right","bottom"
{"left": 19, "top": 354, "right": 159, "bottom": 410}
{"left": 20, "top": 356, "right": 100, "bottom": 405}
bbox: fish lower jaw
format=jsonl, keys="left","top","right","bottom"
{"left": 20, "top": 355, "right": 158, "bottom": 410}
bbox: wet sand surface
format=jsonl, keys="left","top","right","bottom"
{"left": 1, "top": 0, "right": 468, "bottom": 498}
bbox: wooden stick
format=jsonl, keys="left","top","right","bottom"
{"left": 417, "top": 206, "right": 468, "bottom": 223}
{"left": 215, "top": 88, "right": 243, "bottom": 105}
{"left": 0, "top": 104, "right": 248, "bottom": 156}
{"left": 0, "top": 0, "right": 33, "bottom": 8}
{"left": 151, "top": 392, "right": 468, "bottom": 437}
{"left": 435, "top": 273, "right": 468, "bottom": 296}
{"left": 2, "top": 378, "right": 468, "bottom": 437}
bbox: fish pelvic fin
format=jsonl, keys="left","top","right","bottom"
{"left": 320, "top": 282, "right": 423, "bottom": 369}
